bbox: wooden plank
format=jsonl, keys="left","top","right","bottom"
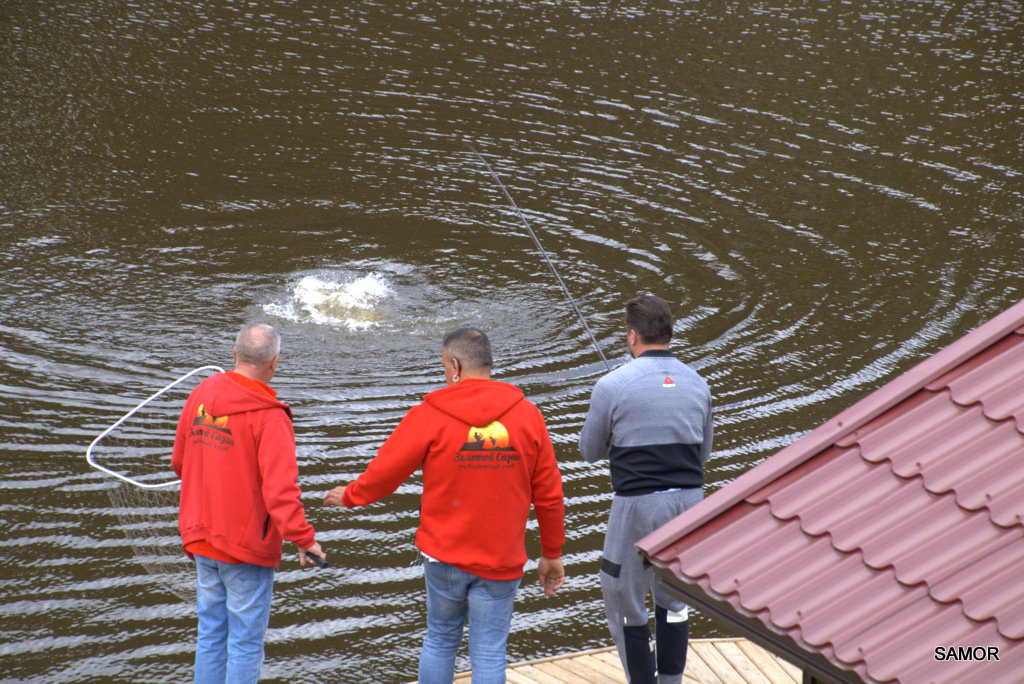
{"left": 436, "top": 638, "right": 805, "bottom": 684}
{"left": 691, "top": 639, "right": 746, "bottom": 683}
{"left": 508, "top": 645, "right": 614, "bottom": 666}
{"left": 593, "top": 650, "right": 623, "bottom": 669}
{"left": 591, "top": 651, "right": 628, "bottom": 683}
{"left": 682, "top": 669, "right": 703, "bottom": 684}
{"left": 735, "top": 639, "right": 800, "bottom": 683}
{"left": 554, "top": 656, "right": 623, "bottom": 684}
{"left": 775, "top": 656, "right": 801, "bottom": 681}
{"left": 506, "top": 670, "right": 546, "bottom": 684}
{"left": 682, "top": 642, "right": 725, "bottom": 683}
{"left": 716, "top": 639, "right": 770, "bottom": 682}
{"left": 510, "top": 664, "right": 571, "bottom": 684}
{"left": 572, "top": 653, "right": 625, "bottom": 680}
{"left": 531, "top": 661, "right": 593, "bottom": 683}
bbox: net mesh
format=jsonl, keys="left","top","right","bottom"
{"left": 90, "top": 368, "right": 222, "bottom": 602}
{"left": 107, "top": 481, "right": 194, "bottom": 602}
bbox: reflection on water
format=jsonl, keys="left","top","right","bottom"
{"left": 2, "top": 0, "right": 1023, "bottom": 681}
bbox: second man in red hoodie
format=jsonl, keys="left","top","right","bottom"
{"left": 324, "top": 327, "right": 565, "bottom": 683}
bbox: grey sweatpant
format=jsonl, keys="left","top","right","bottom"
{"left": 600, "top": 488, "right": 703, "bottom": 684}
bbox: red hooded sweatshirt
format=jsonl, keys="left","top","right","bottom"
{"left": 342, "top": 378, "right": 565, "bottom": 580}
{"left": 173, "top": 371, "right": 316, "bottom": 567}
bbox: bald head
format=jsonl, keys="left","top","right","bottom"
{"left": 233, "top": 323, "right": 281, "bottom": 381}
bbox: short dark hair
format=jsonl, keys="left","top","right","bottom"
{"left": 625, "top": 295, "right": 673, "bottom": 344}
{"left": 442, "top": 327, "right": 493, "bottom": 371}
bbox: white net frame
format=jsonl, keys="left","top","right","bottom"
{"left": 86, "top": 365, "right": 225, "bottom": 601}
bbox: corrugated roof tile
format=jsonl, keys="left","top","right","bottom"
{"left": 890, "top": 511, "right": 1012, "bottom": 586}
{"left": 857, "top": 492, "right": 969, "bottom": 572}
{"left": 945, "top": 330, "right": 1024, "bottom": 424}
{"left": 803, "top": 568, "right": 921, "bottom": 653}
{"left": 932, "top": 539, "right": 1024, "bottom": 637}
{"left": 919, "top": 421, "right": 1020, "bottom": 495}
{"left": 863, "top": 600, "right": 1010, "bottom": 683}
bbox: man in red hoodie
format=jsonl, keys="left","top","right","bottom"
{"left": 324, "top": 327, "right": 565, "bottom": 683}
{"left": 173, "top": 323, "right": 324, "bottom": 684}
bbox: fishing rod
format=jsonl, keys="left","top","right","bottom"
{"left": 463, "top": 141, "right": 612, "bottom": 372}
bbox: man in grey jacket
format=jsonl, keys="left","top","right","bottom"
{"left": 579, "top": 295, "right": 713, "bottom": 684}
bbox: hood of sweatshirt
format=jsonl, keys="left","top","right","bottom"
{"left": 201, "top": 372, "right": 291, "bottom": 418}
{"left": 422, "top": 378, "right": 524, "bottom": 426}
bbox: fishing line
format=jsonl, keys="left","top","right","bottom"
{"left": 463, "top": 141, "right": 612, "bottom": 372}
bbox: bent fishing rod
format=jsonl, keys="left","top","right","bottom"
{"left": 463, "top": 141, "right": 612, "bottom": 372}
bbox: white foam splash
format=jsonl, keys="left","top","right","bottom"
{"left": 264, "top": 273, "right": 392, "bottom": 330}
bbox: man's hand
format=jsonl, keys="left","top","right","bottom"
{"left": 299, "top": 541, "right": 326, "bottom": 567}
{"left": 537, "top": 556, "right": 565, "bottom": 596}
{"left": 323, "top": 484, "right": 348, "bottom": 507}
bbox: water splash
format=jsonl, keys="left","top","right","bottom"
{"left": 264, "top": 273, "right": 393, "bottom": 331}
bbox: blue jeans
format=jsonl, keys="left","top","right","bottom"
{"left": 418, "top": 559, "right": 521, "bottom": 684}
{"left": 194, "top": 555, "right": 275, "bottom": 684}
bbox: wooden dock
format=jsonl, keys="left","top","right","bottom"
{"left": 437, "top": 638, "right": 802, "bottom": 683}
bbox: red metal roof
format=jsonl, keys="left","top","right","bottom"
{"left": 637, "top": 299, "right": 1024, "bottom": 683}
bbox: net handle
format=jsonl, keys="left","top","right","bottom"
{"left": 85, "top": 365, "right": 226, "bottom": 489}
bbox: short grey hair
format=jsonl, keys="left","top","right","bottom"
{"left": 235, "top": 323, "right": 281, "bottom": 366}
{"left": 442, "top": 327, "right": 493, "bottom": 371}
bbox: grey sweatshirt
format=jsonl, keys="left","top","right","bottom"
{"left": 579, "top": 349, "right": 713, "bottom": 495}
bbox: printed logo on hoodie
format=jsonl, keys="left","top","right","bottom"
{"left": 455, "top": 420, "right": 522, "bottom": 469}
{"left": 194, "top": 404, "right": 230, "bottom": 431}
{"left": 190, "top": 404, "right": 235, "bottom": 450}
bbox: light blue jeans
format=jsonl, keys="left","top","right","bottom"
{"left": 418, "top": 559, "right": 521, "bottom": 684}
{"left": 194, "top": 554, "right": 275, "bottom": 684}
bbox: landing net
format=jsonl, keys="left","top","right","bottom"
{"left": 86, "top": 366, "right": 224, "bottom": 602}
